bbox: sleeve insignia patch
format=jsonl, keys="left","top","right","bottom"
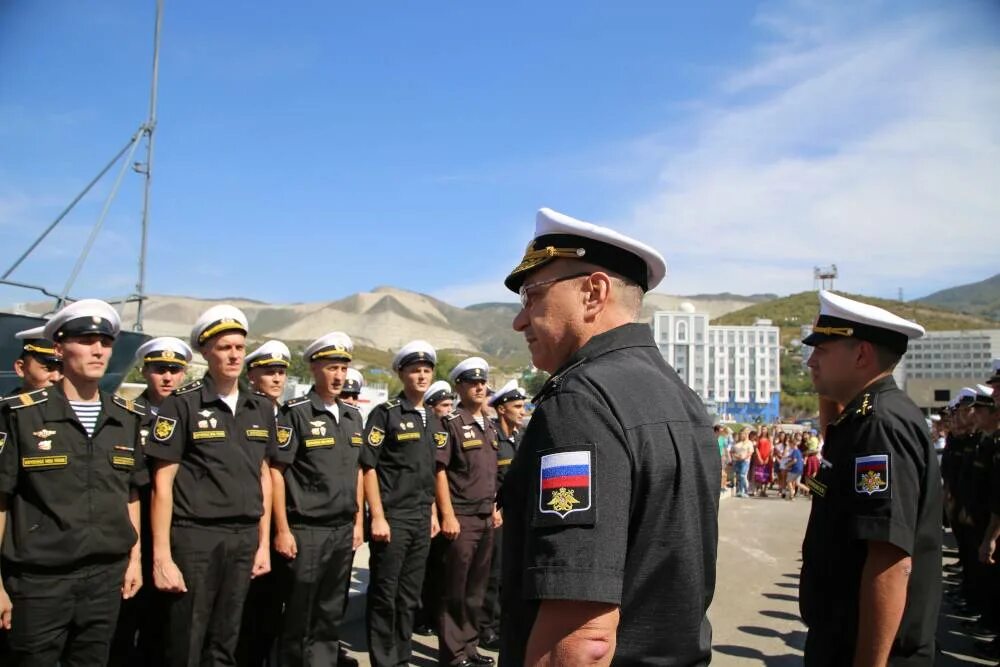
{"left": 153, "top": 415, "right": 177, "bottom": 442}
{"left": 276, "top": 426, "right": 292, "bottom": 448}
{"left": 855, "top": 453, "right": 889, "bottom": 495}
{"left": 538, "top": 449, "right": 592, "bottom": 519}
{"left": 433, "top": 432, "right": 448, "bottom": 448}
{"left": 368, "top": 426, "right": 385, "bottom": 447}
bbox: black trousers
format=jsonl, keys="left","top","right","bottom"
{"left": 439, "top": 514, "right": 494, "bottom": 667}
{"left": 236, "top": 567, "right": 281, "bottom": 667}
{"left": 163, "top": 522, "right": 258, "bottom": 667}
{"left": 416, "top": 534, "right": 448, "bottom": 630}
{"left": 276, "top": 522, "right": 354, "bottom": 667}
{"left": 3, "top": 557, "right": 127, "bottom": 667}
{"left": 479, "top": 525, "right": 502, "bottom": 639}
{"left": 366, "top": 514, "right": 431, "bottom": 667}
{"left": 109, "top": 580, "right": 167, "bottom": 667}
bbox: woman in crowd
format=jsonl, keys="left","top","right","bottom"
{"left": 751, "top": 428, "right": 772, "bottom": 497}
{"left": 781, "top": 440, "right": 806, "bottom": 500}
{"left": 729, "top": 429, "right": 754, "bottom": 498}
{"left": 772, "top": 431, "right": 788, "bottom": 495}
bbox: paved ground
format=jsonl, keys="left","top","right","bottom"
{"left": 336, "top": 491, "right": 997, "bottom": 665}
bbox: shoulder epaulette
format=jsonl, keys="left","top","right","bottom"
{"left": 284, "top": 395, "right": 311, "bottom": 409}
{"left": 112, "top": 393, "right": 146, "bottom": 416}
{"left": 443, "top": 411, "right": 461, "bottom": 422}
{"left": 532, "top": 358, "right": 586, "bottom": 405}
{"left": 7, "top": 388, "right": 49, "bottom": 410}
{"left": 343, "top": 402, "right": 361, "bottom": 412}
{"left": 175, "top": 380, "right": 203, "bottom": 395}
{"left": 855, "top": 391, "right": 877, "bottom": 418}
{"left": 384, "top": 399, "right": 401, "bottom": 409}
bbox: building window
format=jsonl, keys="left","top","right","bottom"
{"left": 676, "top": 321, "right": 688, "bottom": 343}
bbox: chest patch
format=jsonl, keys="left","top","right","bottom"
{"left": 537, "top": 448, "right": 593, "bottom": 522}
{"left": 855, "top": 454, "right": 890, "bottom": 495}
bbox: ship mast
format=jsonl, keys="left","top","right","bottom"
{"left": 0, "top": 0, "right": 164, "bottom": 331}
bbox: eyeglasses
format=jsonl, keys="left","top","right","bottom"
{"left": 518, "top": 272, "right": 591, "bottom": 309}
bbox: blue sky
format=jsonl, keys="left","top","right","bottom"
{"left": 1, "top": 1, "right": 998, "bottom": 308}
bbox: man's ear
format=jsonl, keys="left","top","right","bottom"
{"left": 13, "top": 358, "right": 25, "bottom": 379}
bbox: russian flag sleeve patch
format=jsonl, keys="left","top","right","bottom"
{"left": 855, "top": 453, "right": 890, "bottom": 496}
{"left": 534, "top": 446, "right": 595, "bottom": 527}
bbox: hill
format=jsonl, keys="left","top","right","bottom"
{"left": 713, "top": 290, "right": 999, "bottom": 343}
{"left": 915, "top": 272, "right": 1000, "bottom": 321}
{"left": 17, "top": 287, "right": 768, "bottom": 370}
{"left": 713, "top": 290, "right": 999, "bottom": 419}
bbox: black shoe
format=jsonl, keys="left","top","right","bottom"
{"left": 480, "top": 632, "right": 500, "bottom": 650}
{"left": 414, "top": 623, "right": 435, "bottom": 636}
{"left": 469, "top": 655, "right": 495, "bottom": 666}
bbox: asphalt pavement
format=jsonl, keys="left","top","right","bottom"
{"left": 334, "top": 490, "right": 997, "bottom": 665}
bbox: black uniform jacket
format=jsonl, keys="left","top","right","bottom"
{"left": 144, "top": 375, "right": 277, "bottom": 523}
{"left": 274, "top": 388, "right": 363, "bottom": 525}
{"left": 499, "top": 323, "right": 719, "bottom": 666}
{"left": 0, "top": 385, "right": 146, "bottom": 568}
{"left": 359, "top": 394, "right": 443, "bottom": 521}
{"left": 800, "top": 375, "right": 942, "bottom": 664}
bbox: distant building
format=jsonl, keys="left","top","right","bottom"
{"left": 900, "top": 329, "right": 1000, "bottom": 409}
{"left": 799, "top": 325, "right": 1000, "bottom": 411}
{"left": 652, "top": 303, "right": 781, "bottom": 423}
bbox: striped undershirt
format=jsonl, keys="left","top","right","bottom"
{"left": 69, "top": 400, "right": 102, "bottom": 437}
{"left": 415, "top": 406, "right": 426, "bottom": 427}
{"left": 473, "top": 414, "right": 485, "bottom": 430}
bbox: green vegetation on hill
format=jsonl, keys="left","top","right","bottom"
{"left": 916, "top": 273, "right": 1000, "bottom": 321}
{"left": 712, "top": 290, "right": 999, "bottom": 420}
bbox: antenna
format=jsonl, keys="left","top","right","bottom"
{"left": 0, "top": 0, "right": 163, "bottom": 331}
{"left": 813, "top": 265, "right": 838, "bottom": 291}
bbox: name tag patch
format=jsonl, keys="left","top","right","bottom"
{"left": 305, "top": 437, "right": 335, "bottom": 448}
{"left": 533, "top": 445, "right": 595, "bottom": 527}
{"left": 246, "top": 428, "right": 269, "bottom": 440}
{"left": 396, "top": 432, "right": 420, "bottom": 442}
{"left": 193, "top": 430, "right": 226, "bottom": 440}
{"left": 111, "top": 455, "right": 135, "bottom": 468}
{"left": 22, "top": 455, "right": 69, "bottom": 470}
{"left": 461, "top": 438, "right": 482, "bottom": 450}
{"left": 855, "top": 453, "right": 890, "bottom": 496}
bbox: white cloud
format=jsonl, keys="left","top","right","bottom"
{"left": 622, "top": 2, "right": 1000, "bottom": 298}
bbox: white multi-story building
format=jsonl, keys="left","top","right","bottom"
{"left": 652, "top": 304, "right": 781, "bottom": 422}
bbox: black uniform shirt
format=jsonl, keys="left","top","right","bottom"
{"left": 438, "top": 405, "right": 498, "bottom": 517}
{"left": 970, "top": 431, "right": 996, "bottom": 527}
{"left": 499, "top": 323, "right": 719, "bottom": 666}
{"left": 0, "top": 385, "right": 147, "bottom": 568}
{"left": 274, "top": 388, "right": 363, "bottom": 525}
{"left": 359, "top": 394, "right": 442, "bottom": 521}
{"left": 990, "top": 430, "right": 1000, "bottom": 517}
{"left": 144, "top": 375, "right": 277, "bottom": 523}
{"left": 494, "top": 423, "right": 519, "bottom": 505}
{"left": 799, "top": 375, "right": 942, "bottom": 662}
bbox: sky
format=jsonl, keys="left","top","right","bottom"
{"left": 1, "top": 0, "right": 998, "bottom": 309}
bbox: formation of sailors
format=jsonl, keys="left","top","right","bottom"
{"left": 0, "top": 301, "right": 524, "bottom": 667}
